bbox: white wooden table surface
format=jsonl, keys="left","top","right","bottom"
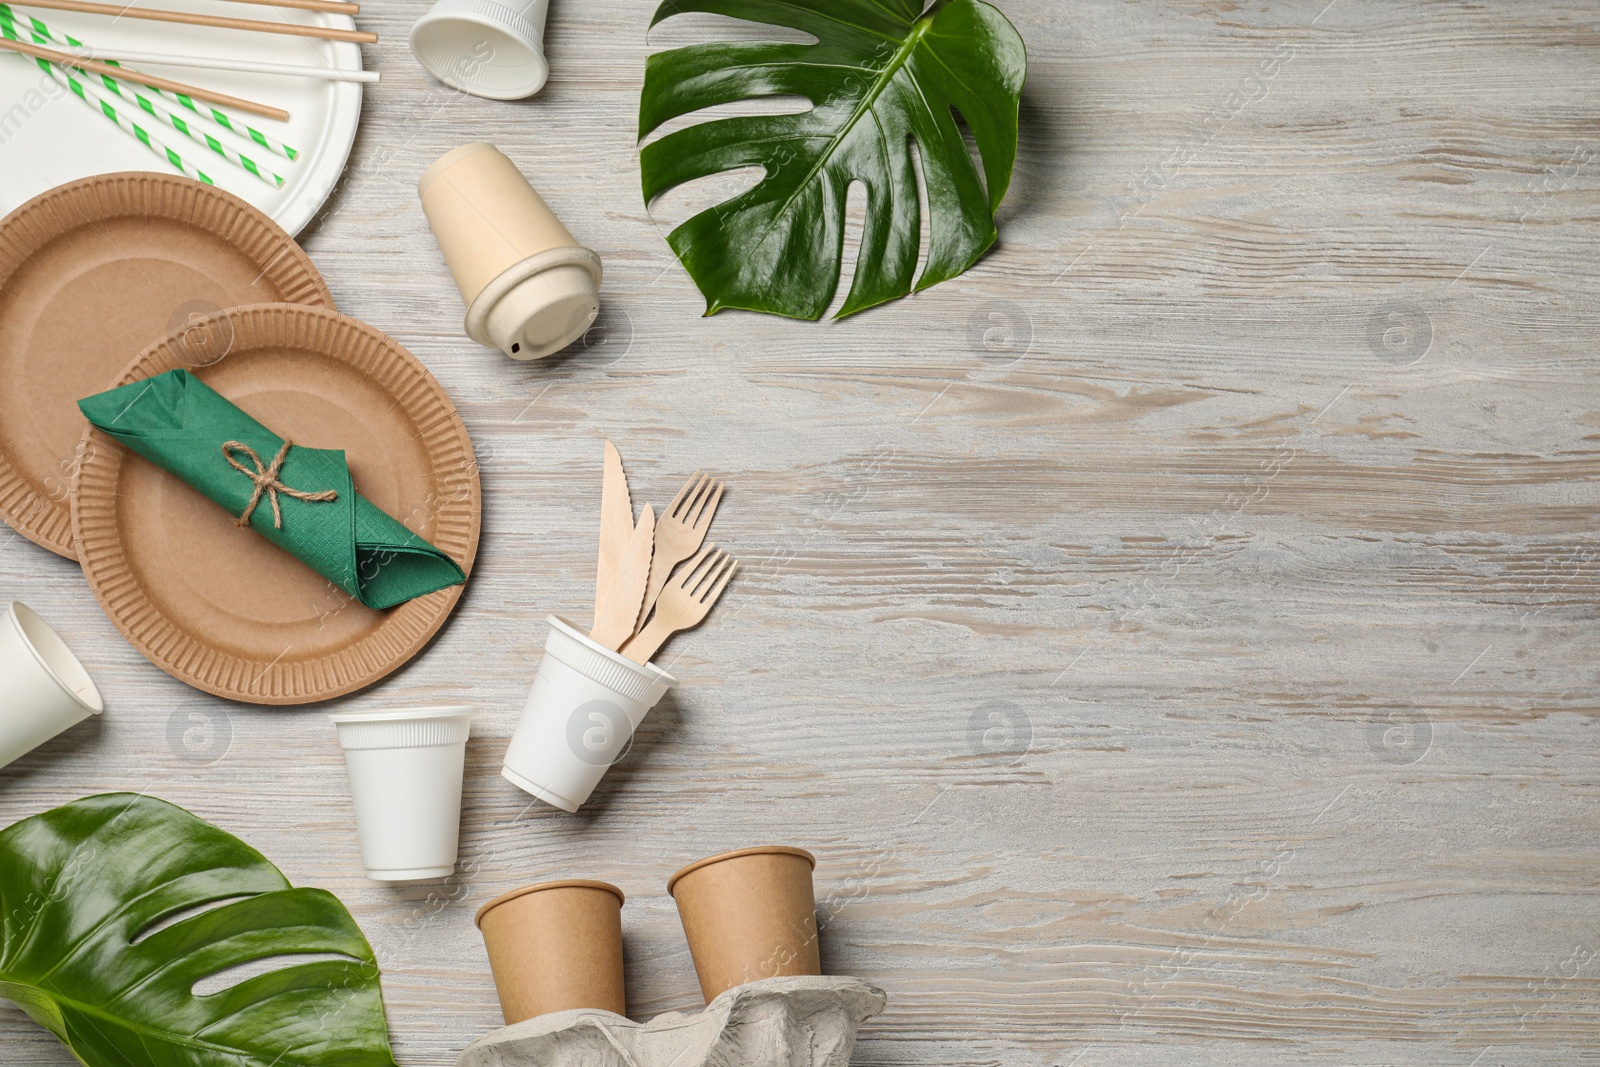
{"left": 3, "top": 1, "right": 1599, "bottom": 1064}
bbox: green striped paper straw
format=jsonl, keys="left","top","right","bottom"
{"left": 95, "top": 73, "right": 285, "bottom": 187}
{"left": 0, "top": 3, "right": 299, "bottom": 163}
{"left": 0, "top": 30, "right": 212, "bottom": 185}
{"left": 165, "top": 87, "right": 298, "bottom": 163}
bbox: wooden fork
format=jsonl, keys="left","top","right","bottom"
{"left": 635, "top": 470, "right": 725, "bottom": 632}
{"left": 621, "top": 545, "right": 736, "bottom": 664}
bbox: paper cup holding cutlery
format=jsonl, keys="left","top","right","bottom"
{"left": 502, "top": 616, "right": 674, "bottom": 813}
{"left": 0, "top": 602, "right": 103, "bottom": 770}
{"left": 419, "top": 142, "right": 602, "bottom": 361}
{"left": 329, "top": 705, "right": 475, "bottom": 881}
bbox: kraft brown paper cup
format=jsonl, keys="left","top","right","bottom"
{"left": 419, "top": 143, "right": 602, "bottom": 360}
{"left": 668, "top": 846, "right": 821, "bottom": 1002}
{"left": 475, "top": 879, "right": 626, "bottom": 1024}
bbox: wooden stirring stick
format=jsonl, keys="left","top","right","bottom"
{"left": 8, "top": 0, "right": 377, "bottom": 43}
{"left": 0, "top": 37, "right": 289, "bottom": 120}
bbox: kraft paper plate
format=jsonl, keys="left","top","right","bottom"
{"left": 71, "top": 304, "right": 481, "bottom": 706}
{"left": 0, "top": 173, "right": 334, "bottom": 559}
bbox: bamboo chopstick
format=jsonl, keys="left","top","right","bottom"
{"left": 215, "top": 0, "right": 359, "bottom": 12}
{"left": 7, "top": 0, "right": 377, "bottom": 43}
{"left": 55, "top": 43, "right": 380, "bottom": 81}
{"left": 0, "top": 36, "right": 289, "bottom": 119}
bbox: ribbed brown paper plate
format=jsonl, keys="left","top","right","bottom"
{"left": 71, "top": 304, "right": 481, "bottom": 706}
{"left": 0, "top": 173, "right": 335, "bottom": 560}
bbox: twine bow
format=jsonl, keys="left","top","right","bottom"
{"left": 221, "top": 440, "right": 339, "bottom": 529}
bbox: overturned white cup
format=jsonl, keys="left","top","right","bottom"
{"left": 502, "top": 616, "right": 674, "bottom": 813}
{"left": 329, "top": 705, "right": 475, "bottom": 882}
{"left": 411, "top": 0, "right": 552, "bottom": 101}
{"left": 0, "top": 602, "right": 103, "bottom": 771}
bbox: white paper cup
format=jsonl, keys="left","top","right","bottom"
{"left": 0, "top": 602, "right": 103, "bottom": 771}
{"left": 502, "top": 616, "right": 674, "bottom": 813}
{"left": 329, "top": 705, "right": 475, "bottom": 882}
{"left": 411, "top": 0, "right": 551, "bottom": 101}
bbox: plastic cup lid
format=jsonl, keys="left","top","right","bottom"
{"left": 411, "top": 0, "right": 550, "bottom": 101}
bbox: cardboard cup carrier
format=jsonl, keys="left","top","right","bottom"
{"left": 668, "top": 846, "right": 822, "bottom": 1002}
{"left": 329, "top": 705, "right": 474, "bottom": 881}
{"left": 0, "top": 601, "right": 103, "bottom": 770}
{"left": 476, "top": 879, "right": 627, "bottom": 1023}
{"left": 501, "top": 616, "right": 674, "bottom": 813}
{"left": 420, "top": 143, "right": 602, "bottom": 361}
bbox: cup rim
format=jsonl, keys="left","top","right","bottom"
{"left": 547, "top": 615, "right": 677, "bottom": 686}
{"left": 7, "top": 602, "right": 104, "bottom": 715}
{"left": 667, "top": 846, "right": 817, "bottom": 897}
{"left": 475, "top": 878, "right": 626, "bottom": 928}
{"left": 328, "top": 704, "right": 476, "bottom": 724}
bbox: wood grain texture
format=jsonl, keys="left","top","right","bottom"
{"left": 2, "top": 0, "right": 1598, "bottom": 1064}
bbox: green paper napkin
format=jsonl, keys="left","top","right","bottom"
{"left": 79, "top": 369, "right": 467, "bottom": 610}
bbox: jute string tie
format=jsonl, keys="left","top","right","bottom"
{"left": 221, "top": 440, "right": 338, "bottom": 529}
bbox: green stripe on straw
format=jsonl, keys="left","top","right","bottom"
{"left": 249, "top": 127, "right": 295, "bottom": 161}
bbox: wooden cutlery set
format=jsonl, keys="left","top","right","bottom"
{"left": 591, "top": 441, "right": 735, "bottom": 665}
{"left": 497, "top": 442, "right": 737, "bottom": 812}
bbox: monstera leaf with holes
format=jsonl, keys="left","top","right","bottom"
{"left": 0, "top": 793, "right": 400, "bottom": 1067}
{"left": 639, "top": 0, "right": 1027, "bottom": 319}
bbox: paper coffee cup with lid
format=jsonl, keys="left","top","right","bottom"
{"left": 328, "top": 704, "right": 475, "bottom": 882}
{"left": 0, "top": 601, "right": 103, "bottom": 770}
{"left": 411, "top": 0, "right": 552, "bottom": 100}
{"left": 420, "top": 142, "right": 602, "bottom": 361}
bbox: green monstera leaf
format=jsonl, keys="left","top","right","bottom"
{"left": 639, "top": 0, "right": 1027, "bottom": 319}
{"left": 0, "top": 793, "right": 399, "bottom": 1067}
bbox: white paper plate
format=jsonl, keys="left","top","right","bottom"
{"left": 0, "top": 0, "right": 362, "bottom": 235}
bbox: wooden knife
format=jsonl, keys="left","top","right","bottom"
{"left": 595, "top": 440, "right": 634, "bottom": 621}
{"left": 592, "top": 504, "right": 655, "bottom": 651}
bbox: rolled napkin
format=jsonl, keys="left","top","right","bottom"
{"left": 78, "top": 369, "right": 467, "bottom": 610}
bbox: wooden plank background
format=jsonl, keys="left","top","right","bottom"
{"left": 3, "top": 0, "right": 1599, "bottom": 1063}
